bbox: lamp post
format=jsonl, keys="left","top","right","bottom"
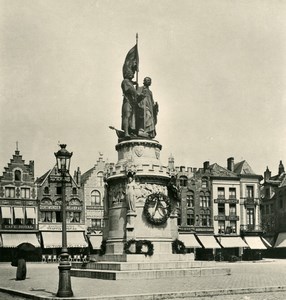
{"left": 55, "top": 144, "right": 73, "bottom": 297}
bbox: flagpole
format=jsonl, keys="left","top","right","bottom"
{"left": 136, "top": 33, "right": 139, "bottom": 90}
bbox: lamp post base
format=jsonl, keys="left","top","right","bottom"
{"left": 57, "top": 257, "right": 73, "bottom": 297}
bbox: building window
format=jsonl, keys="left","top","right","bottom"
{"left": 21, "top": 188, "right": 30, "bottom": 199}
{"left": 56, "top": 187, "right": 62, "bottom": 195}
{"left": 91, "top": 218, "right": 102, "bottom": 228}
{"left": 247, "top": 208, "right": 254, "bottom": 225}
{"left": 200, "top": 192, "right": 205, "bottom": 207}
{"left": 97, "top": 172, "right": 104, "bottom": 187}
{"left": 91, "top": 190, "right": 101, "bottom": 206}
{"left": 179, "top": 176, "right": 188, "bottom": 187}
{"left": 246, "top": 186, "right": 254, "bottom": 199}
{"left": 14, "top": 170, "right": 21, "bottom": 181}
{"left": 186, "top": 192, "right": 194, "bottom": 207}
{"left": 230, "top": 221, "right": 237, "bottom": 233}
{"left": 206, "top": 192, "right": 211, "bottom": 207}
{"left": 70, "top": 212, "right": 80, "bottom": 223}
{"left": 229, "top": 204, "right": 236, "bottom": 216}
{"left": 201, "top": 215, "right": 207, "bottom": 226}
{"left": 217, "top": 187, "right": 225, "bottom": 199}
{"left": 5, "top": 187, "right": 15, "bottom": 198}
{"left": 202, "top": 179, "right": 207, "bottom": 189}
{"left": 187, "top": 213, "right": 194, "bottom": 226}
{"left": 44, "top": 187, "right": 49, "bottom": 194}
{"left": 218, "top": 221, "right": 225, "bottom": 233}
{"left": 218, "top": 203, "right": 225, "bottom": 215}
{"left": 229, "top": 188, "right": 236, "bottom": 199}
{"left": 280, "top": 198, "right": 283, "bottom": 209}
{"left": 42, "top": 211, "right": 52, "bottom": 222}
{"left": 265, "top": 188, "right": 270, "bottom": 198}
{"left": 72, "top": 187, "right": 77, "bottom": 195}
{"left": 55, "top": 211, "right": 62, "bottom": 222}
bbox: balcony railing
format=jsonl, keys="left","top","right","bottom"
{"left": 214, "top": 215, "right": 226, "bottom": 221}
{"left": 214, "top": 198, "right": 239, "bottom": 204}
{"left": 228, "top": 215, "right": 239, "bottom": 221}
{"left": 240, "top": 224, "right": 262, "bottom": 232}
{"left": 243, "top": 198, "right": 260, "bottom": 206}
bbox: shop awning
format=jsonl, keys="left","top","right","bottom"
{"left": 89, "top": 235, "right": 102, "bottom": 250}
{"left": 1, "top": 233, "right": 40, "bottom": 248}
{"left": 41, "top": 231, "right": 88, "bottom": 248}
{"left": 178, "top": 233, "right": 202, "bottom": 248}
{"left": 261, "top": 237, "right": 272, "bottom": 248}
{"left": 244, "top": 236, "right": 267, "bottom": 249}
{"left": 26, "top": 207, "right": 36, "bottom": 219}
{"left": 1, "top": 207, "right": 12, "bottom": 219}
{"left": 218, "top": 236, "right": 248, "bottom": 248}
{"left": 196, "top": 235, "right": 221, "bottom": 249}
{"left": 14, "top": 207, "right": 24, "bottom": 219}
{"left": 274, "top": 233, "right": 286, "bottom": 248}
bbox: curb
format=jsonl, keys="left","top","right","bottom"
{"left": 1, "top": 285, "right": 286, "bottom": 300}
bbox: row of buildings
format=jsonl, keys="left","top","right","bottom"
{"left": 0, "top": 147, "right": 285, "bottom": 261}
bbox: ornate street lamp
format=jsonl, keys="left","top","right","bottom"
{"left": 54, "top": 144, "right": 73, "bottom": 297}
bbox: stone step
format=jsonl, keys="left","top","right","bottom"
{"left": 71, "top": 267, "right": 231, "bottom": 280}
{"left": 72, "top": 260, "right": 217, "bottom": 271}
{"left": 95, "top": 253, "right": 196, "bottom": 262}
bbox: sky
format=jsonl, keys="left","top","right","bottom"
{"left": 0, "top": 0, "right": 286, "bottom": 179}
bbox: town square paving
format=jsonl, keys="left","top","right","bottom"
{"left": 1, "top": 259, "right": 286, "bottom": 299}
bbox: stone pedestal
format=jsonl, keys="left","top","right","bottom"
{"left": 104, "top": 138, "right": 173, "bottom": 257}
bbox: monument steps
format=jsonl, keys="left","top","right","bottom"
{"left": 71, "top": 265, "right": 231, "bottom": 280}
{"left": 72, "top": 260, "right": 217, "bottom": 271}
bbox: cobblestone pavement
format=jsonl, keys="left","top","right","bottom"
{"left": 187, "top": 292, "right": 286, "bottom": 299}
{"left": 1, "top": 259, "right": 286, "bottom": 299}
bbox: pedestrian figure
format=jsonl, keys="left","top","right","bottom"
{"left": 16, "top": 254, "right": 27, "bottom": 281}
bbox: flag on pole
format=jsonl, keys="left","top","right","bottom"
{"left": 122, "top": 44, "right": 139, "bottom": 78}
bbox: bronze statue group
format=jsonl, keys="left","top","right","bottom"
{"left": 121, "top": 69, "right": 158, "bottom": 139}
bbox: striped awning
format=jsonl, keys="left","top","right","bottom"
{"left": 218, "top": 236, "right": 248, "bottom": 248}
{"left": 1, "top": 233, "right": 40, "bottom": 248}
{"left": 178, "top": 234, "right": 201, "bottom": 248}
{"left": 89, "top": 235, "right": 102, "bottom": 250}
{"left": 244, "top": 236, "right": 267, "bottom": 249}
{"left": 196, "top": 235, "right": 221, "bottom": 249}
{"left": 41, "top": 231, "right": 88, "bottom": 248}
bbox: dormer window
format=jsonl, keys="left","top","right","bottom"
{"left": 14, "top": 170, "right": 21, "bottom": 181}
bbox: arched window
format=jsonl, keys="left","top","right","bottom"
{"left": 97, "top": 172, "right": 104, "bottom": 187}
{"left": 91, "top": 190, "right": 101, "bottom": 206}
{"left": 72, "top": 187, "right": 77, "bottom": 195}
{"left": 44, "top": 187, "right": 49, "bottom": 194}
{"left": 202, "top": 177, "right": 208, "bottom": 189}
{"left": 14, "top": 170, "right": 21, "bottom": 181}
{"left": 186, "top": 191, "right": 194, "bottom": 207}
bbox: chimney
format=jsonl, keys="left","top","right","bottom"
{"left": 203, "top": 161, "right": 210, "bottom": 171}
{"left": 279, "top": 160, "right": 285, "bottom": 175}
{"left": 29, "top": 160, "right": 34, "bottom": 176}
{"left": 227, "top": 157, "right": 234, "bottom": 172}
{"left": 180, "top": 166, "right": 185, "bottom": 172}
{"left": 264, "top": 166, "right": 271, "bottom": 181}
{"left": 77, "top": 167, "right": 81, "bottom": 185}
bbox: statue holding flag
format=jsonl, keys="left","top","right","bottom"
{"left": 119, "top": 36, "right": 159, "bottom": 139}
